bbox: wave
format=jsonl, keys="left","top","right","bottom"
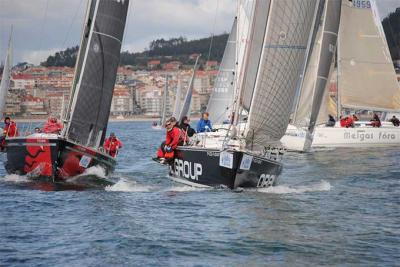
{"left": 163, "top": 185, "right": 210, "bottom": 192}
{"left": 105, "top": 179, "right": 154, "bottom": 192}
{"left": 3, "top": 174, "right": 29, "bottom": 183}
{"left": 255, "top": 180, "right": 331, "bottom": 194}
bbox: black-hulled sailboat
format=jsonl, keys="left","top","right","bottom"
{"left": 5, "top": 0, "right": 129, "bottom": 180}
{"left": 166, "top": 0, "right": 322, "bottom": 189}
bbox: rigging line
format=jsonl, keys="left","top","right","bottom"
{"left": 206, "top": 0, "right": 220, "bottom": 63}
{"left": 61, "top": 0, "right": 84, "bottom": 48}
{"left": 38, "top": 0, "right": 50, "bottom": 52}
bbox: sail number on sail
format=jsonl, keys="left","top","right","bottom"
{"left": 352, "top": 0, "right": 371, "bottom": 9}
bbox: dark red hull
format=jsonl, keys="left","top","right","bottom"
{"left": 5, "top": 136, "right": 116, "bottom": 180}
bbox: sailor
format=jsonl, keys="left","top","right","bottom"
{"left": 156, "top": 117, "right": 187, "bottom": 163}
{"left": 3, "top": 117, "right": 18, "bottom": 138}
{"left": 352, "top": 114, "right": 359, "bottom": 122}
{"left": 103, "top": 132, "right": 123, "bottom": 158}
{"left": 34, "top": 127, "right": 42, "bottom": 133}
{"left": 345, "top": 115, "right": 354, "bottom": 128}
{"left": 389, "top": 115, "right": 400, "bottom": 127}
{"left": 339, "top": 116, "right": 347, "bottom": 127}
{"left": 179, "top": 116, "right": 196, "bottom": 137}
{"left": 370, "top": 114, "right": 381, "bottom": 128}
{"left": 197, "top": 112, "right": 213, "bottom": 133}
{"left": 43, "top": 116, "right": 63, "bottom": 134}
{"left": 326, "top": 114, "right": 336, "bottom": 127}
{"left": 1, "top": 117, "right": 18, "bottom": 150}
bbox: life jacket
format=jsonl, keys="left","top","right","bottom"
{"left": 104, "top": 138, "right": 123, "bottom": 157}
{"left": 4, "top": 122, "right": 18, "bottom": 137}
{"left": 43, "top": 119, "right": 63, "bottom": 134}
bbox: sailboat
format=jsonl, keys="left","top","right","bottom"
{"left": 4, "top": 0, "right": 129, "bottom": 179}
{"left": 0, "top": 27, "right": 13, "bottom": 118}
{"left": 163, "top": 0, "right": 321, "bottom": 189}
{"left": 152, "top": 75, "right": 168, "bottom": 130}
{"left": 282, "top": 0, "right": 400, "bottom": 150}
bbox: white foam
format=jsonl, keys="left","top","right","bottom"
{"left": 164, "top": 185, "right": 210, "bottom": 192}
{"left": 80, "top": 165, "right": 107, "bottom": 179}
{"left": 105, "top": 179, "right": 153, "bottom": 192}
{"left": 255, "top": 180, "right": 331, "bottom": 194}
{"left": 3, "top": 174, "right": 29, "bottom": 183}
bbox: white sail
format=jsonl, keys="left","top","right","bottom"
{"left": 172, "top": 79, "right": 182, "bottom": 119}
{"left": 160, "top": 75, "right": 168, "bottom": 126}
{"left": 0, "top": 28, "right": 13, "bottom": 116}
{"left": 293, "top": 0, "right": 341, "bottom": 134}
{"left": 178, "top": 56, "right": 200, "bottom": 122}
{"left": 338, "top": 0, "right": 400, "bottom": 112}
{"left": 245, "top": 0, "right": 320, "bottom": 147}
{"left": 206, "top": 19, "right": 237, "bottom": 124}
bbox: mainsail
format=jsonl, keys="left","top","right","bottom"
{"left": 245, "top": 0, "right": 320, "bottom": 147}
{"left": 337, "top": 0, "right": 400, "bottom": 113}
{"left": 293, "top": 0, "right": 341, "bottom": 133}
{"left": 206, "top": 19, "right": 237, "bottom": 124}
{"left": 0, "top": 28, "right": 13, "bottom": 116}
{"left": 64, "top": 0, "right": 129, "bottom": 147}
{"left": 178, "top": 56, "right": 200, "bottom": 122}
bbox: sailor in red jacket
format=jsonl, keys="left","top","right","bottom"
{"left": 103, "top": 132, "right": 123, "bottom": 158}
{"left": 43, "top": 117, "right": 63, "bottom": 134}
{"left": 3, "top": 117, "right": 18, "bottom": 138}
{"left": 156, "top": 117, "right": 188, "bottom": 162}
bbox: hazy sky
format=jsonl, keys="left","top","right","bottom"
{"left": 0, "top": 0, "right": 398, "bottom": 64}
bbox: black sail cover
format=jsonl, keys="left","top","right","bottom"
{"left": 65, "top": 0, "right": 129, "bottom": 147}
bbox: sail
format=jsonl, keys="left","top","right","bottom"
{"left": 238, "top": 0, "right": 271, "bottom": 111}
{"left": 338, "top": 0, "right": 400, "bottom": 112}
{"left": 172, "top": 79, "right": 182, "bottom": 118}
{"left": 293, "top": 0, "right": 341, "bottom": 133}
{"left": 178, "top": 56, "right": 200, "bottom": 121}
{"left": 206, "top": 19, "right": 237, "bottom": 124}
{"left": 245, "top": 0, "right": 319, "bottom": 147}
{"left": 65, "top": 0, "right": 129, "bottom": 147}
{"left": 0, "top": 29, "right": 13, "bottom": 116}
{"left": 160, "top": 75, "right": 168, "bottom": 125}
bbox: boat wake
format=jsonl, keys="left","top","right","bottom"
{"left": 3, "top": 174, "right": 29, "bottom": 183}
{"left": 105, "top": 179, "right": 154, "bottom": 192}
{"left": 254, "top": 180, "right": 331, "bottom": 194}
{"left": 163, "top": 185, "right": 210, "bottom": 192}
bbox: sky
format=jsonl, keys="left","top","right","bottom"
{"left": 0, "top": 0, "right": 398, "bottom": 65}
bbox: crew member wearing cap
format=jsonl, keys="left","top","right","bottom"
{"left": 0, "top": 117, "right": 19, "bottom": 150}
{"left": 103, "top": 132, "right": 123, "bottom": 158}
{"left": 156, "top": 117, "right": 187, "bottom": 162}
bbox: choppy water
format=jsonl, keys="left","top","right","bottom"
{"left": 0, "top": 122, "right": 399, "bottom": 266}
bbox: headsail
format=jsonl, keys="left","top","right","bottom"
{"left": 178, "top": 56, "right": 200, "bottom": 122}
{"left": 245, "top": 0, "right": 320, "bottom": 147}
{"left": 206, "top": 19, "right": 237, "bottom": 124}
{"left": 64, "top": 0, "right": 129, "bottom": 147}
{"left": 337, "top": 0, "right": 400, "bottom": 113}
{"left": 293, "top": 0, "right": 341, "bottom": 134}
{"left": 0, "top": 28, "right": 13, "bottom": 116}
{"left": 172, "top": 78, "right": 182, "bottom": 118}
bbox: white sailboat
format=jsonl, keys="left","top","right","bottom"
{"left": 0, "top": 27, "right": 13, "bottom": 118}
{"left": 152, "top": 74, "right": 168, "bottom": 130}
{"left": 282, "top": 0, "right": 400, "bottom": 150}
{"left": 163, "top": 0, "right": 321, "bottom": 189}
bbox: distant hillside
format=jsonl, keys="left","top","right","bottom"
{"left": 382, "top": 7, "right": 400, "bottom": 60}
{"left": 41, "top": 33, "right": 229, "bottom": 68}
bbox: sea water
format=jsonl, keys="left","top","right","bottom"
{"left": 0, "top": 122, "right": 399, "bottom": 266}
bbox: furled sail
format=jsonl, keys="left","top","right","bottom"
{"left": 238, "top": 0, "right": 271, "bottom": 111}
{"left": 178, "top": 56, "right": 200, "bottom": 122}
{"left": 64, "top": 0, "right": 129, "bottom": 147}
{"left": 245, "top": 0, "right": 319, "bottom": 147}
{"left": 293, "top": 0, "right": 341, "bottom": 134}
{"left": 338, "top": 0, "right": 400, "bottom": 112}
{"left": 206, "top": 19, "right": 237, "bottom": 124}
{"left": 159, "top": 75, "right": 168, "bottom": 126}
{"left": 0, "top": 28, "right": 13, "bottom": 116}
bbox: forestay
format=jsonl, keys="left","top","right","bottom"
{"left": 0, "top": 29, "right": 12, "bottom": 116}
{"left": 245, "top": 0, "right": 319, "bottom": 147}
{"left": 64, "top": 0, "right": 129, "bottom": 148}
{"left": 338, "top": 0, "right": 400, "bottom": 112}
{"left": 206, "top": 19, "right": 237, "bottom": 124}
{"left": 293, "top": 0, "right": 341, "bottom": 133}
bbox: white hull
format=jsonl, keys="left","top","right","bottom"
{"left": 281, "top": 122, "right": 400, "bottom": 151}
